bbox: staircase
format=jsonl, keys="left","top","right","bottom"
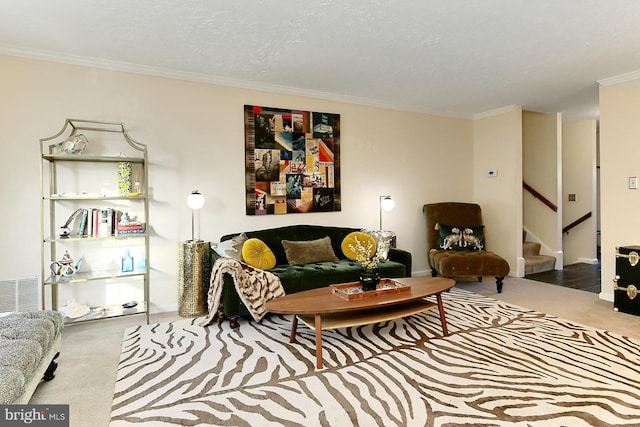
{"left": 523, "top": 241, "right": 556, "bottom": 275}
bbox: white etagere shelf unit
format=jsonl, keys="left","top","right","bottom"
{"left": 40, "top": 119, "right": 150, "bottom": 324}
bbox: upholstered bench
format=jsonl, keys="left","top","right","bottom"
{"left": 0, "top": 310, "right": 63, "bottom": 404}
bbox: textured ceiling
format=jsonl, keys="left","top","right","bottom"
{"left": 2, "top": 0, "right": 640, "bottom": 121}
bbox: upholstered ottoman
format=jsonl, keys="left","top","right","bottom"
{"left": 0, "top": 311, "right": 63, "bottom": 404}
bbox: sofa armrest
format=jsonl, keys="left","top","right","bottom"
{"left": 388, "top": 248, "right": 412, "bottom": 277}
{"left": 211, "top": 246, "right": 223, "bottom": 263}
{"left": 209, "top": 251, "right": 252, "bottom": 319}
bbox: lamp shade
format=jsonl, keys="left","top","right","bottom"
{"left": 380, "top": 196, "right": 395, "bottom": 211}
{"left": 187, "top": 190, "right": 205, "bottom": 210}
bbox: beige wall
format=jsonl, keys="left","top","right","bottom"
{"left": 522, "top": 110, "right": 562, "bottom": 264}
{"left": 599, "top": 78, "right": 640, "bottom": 301}
{"left": 0, "top": 54, "right": 474, "bottom": 312}
{"left": 562, "top": 120, "right": 597, "bottom": 265}
{"left": 473, "top": 107, "right": 523, "bottom": 276}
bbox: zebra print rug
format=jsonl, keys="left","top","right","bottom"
{"left": 110, "top": 288, "right": 640, "bottom": 426}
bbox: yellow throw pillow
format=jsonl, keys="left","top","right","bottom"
{"left": 341, "top": 231, "right": 377, "bottom": 261}
{"left": 242, "top": 238, "right": 276, "bottom": 270}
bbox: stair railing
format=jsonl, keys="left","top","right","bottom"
{"left": 523, "top": 182, "right": 557, "bottom": 212}
{"left": 562, "top": 212, "right": 592, "bottom": 234}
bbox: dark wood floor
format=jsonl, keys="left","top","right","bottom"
{"left": 525, "top": 262, "right": 601, "bottom": 293}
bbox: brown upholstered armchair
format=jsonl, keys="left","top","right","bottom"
{"left": 423, "top": 202, "right": 510, "bottom": 293}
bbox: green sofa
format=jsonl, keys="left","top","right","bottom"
{"left": 212, "top": 225, "right": 412, "bottom": 325}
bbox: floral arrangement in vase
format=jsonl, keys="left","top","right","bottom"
{"left": 348, "top": 235, "right": 381, "bottom": 291}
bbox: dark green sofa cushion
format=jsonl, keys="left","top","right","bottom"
{"left": 270, "top": 259, "right": 407, "bottom": 294}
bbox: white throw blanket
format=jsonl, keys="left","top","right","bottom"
{"left": 200, "top": 258, "right": 285, "bottom": 326}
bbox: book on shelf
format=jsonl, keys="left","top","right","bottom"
{"left": 92, "top": 208, "right": 98, "bottom": 237}
{"left": 110, "top": 208, "right": 116, "bottom": 235}
{"left": 85, "top": 208, "right": 93, "bottom": 237}
{"left": 116, "top": 228, "right": 146, "bottom": 236}
{"left": 77, "top": 209, "right": 88, "bottom": 236}
{"left": 98, "top": 209, "right": 112, "bottom": 237}
{"left": 63, "top": 208, "right": 141, "bottom": 238}
{"left": 116, "top": 223, "right": 146, "bottom": 236}
{"left": 116, "top": 222, "right": 145, "bottom": 231}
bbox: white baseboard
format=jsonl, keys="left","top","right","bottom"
{"left": 555, "top": 251, "right": 563, "bottom": 271}
{"left": 576, "top": 257, "right": 599, "bottom": 264}
{"left": 599, "top": 292, "right": 614, "bottom": 302}
{"left": 517, "top": 257, "right": 525, "bottom": 277}
{"left": 412, "top": 269, "right": 430, "bottom": 277}
{"left": 150, "top": 303, "right": 179, "bottom": 314}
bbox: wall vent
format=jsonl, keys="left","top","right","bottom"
{"left": 0, "top": 276, "right": 41, "bottom": 314}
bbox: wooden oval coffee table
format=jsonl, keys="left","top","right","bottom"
{"left": 265, "top": 276, "right": 455, "bottom": 368}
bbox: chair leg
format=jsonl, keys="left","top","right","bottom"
{"left": 477, "top": 276, "right": 483, "bottom": 282}
{"left": 496, "top": 277, "right": 504, "bottom": 293}
{"left": 431, "top": 268, "right": 438, "bottom": 277}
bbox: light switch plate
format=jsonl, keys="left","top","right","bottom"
{"left": 630, "top": 177, "right": 638, "bottom": 189}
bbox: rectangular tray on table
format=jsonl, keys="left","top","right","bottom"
{"left": 330, "top": 278, "right": 410, "bottom": 301}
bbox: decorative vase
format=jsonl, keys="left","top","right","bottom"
{"left": 359, "top": 269, "right": 380, "bottom": 291}
{"left": 117, "top": 161, "right": 132, "bottom": 196}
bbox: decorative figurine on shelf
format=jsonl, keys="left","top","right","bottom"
{"left": 59, "top": 299, "right": 91, "bottom": 319}
{"left": 59, "top": 208, "right": 84, "bottom": 237}
{"left": 119, "top": 212, "right": 131, "bottom": 225}
{"left": 50, "top": 250, "right": 83, "bottom": 278}
{"left": 121, "top": 249, "right": 134, "bottom": 273}
{"left": 54, "top": 134, "right": 88, "bottom": 155}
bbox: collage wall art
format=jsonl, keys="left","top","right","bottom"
{"left": 244, "top": 105, "right": 341, "bottom": 215}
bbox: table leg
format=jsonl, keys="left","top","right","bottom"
{"left": 290, "top": 315, "right": 298, "bottom": 343}
{"left": 436, "top": 293, "right": 449, "bottom": 337}
{"left": 315, "top": 313, "right": 323, "bottom": 369}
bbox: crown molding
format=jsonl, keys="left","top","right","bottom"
{"left": 473, "top": 105, "right": 519, "bottom": 120}
{"left": 0, "top": 44, "right": 471, "bottom": 120}
{"left": 598, "top": 69, "right": 640, "bottom": 87}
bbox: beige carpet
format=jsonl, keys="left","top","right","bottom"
{"left": 30, "top": 277, "right": 640, "bottom": 427}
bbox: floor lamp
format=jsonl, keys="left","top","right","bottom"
{"left": 178, "top": 190, "right": 211, "bottom": 317}
{"left": 379, "top": 196, "right": 395, "bottom": 231}
{"left": 377, "top": 196, "right": 397, "bottom": 253}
